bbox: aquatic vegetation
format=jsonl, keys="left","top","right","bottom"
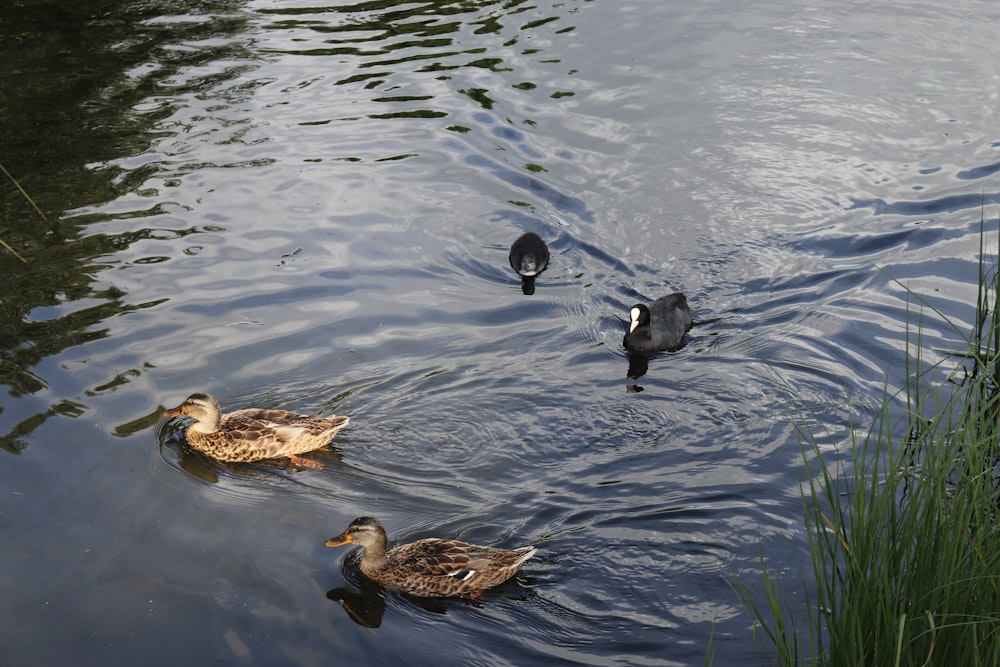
{"left": 734, "top": 213, "right": 1000, "bottom": 666}
{"left": 0, "top": 162, "right": 37, "bottom": 263}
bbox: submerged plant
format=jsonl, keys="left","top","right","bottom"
{"left": 0, "top": 161, "right": 40, "bottom": 263}
{"left": 734, "top": 212, "right": 1000, "bottom": 666}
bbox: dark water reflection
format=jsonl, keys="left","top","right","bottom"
{"left": 4, "top": 0, "right": 1000, "bottom": 665}
{"left": 0, "top": 0, "right": 250, "bottom": 448}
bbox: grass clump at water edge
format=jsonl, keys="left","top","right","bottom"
{"left": 734, "top": 218, "right": 1000, "bottom": 666}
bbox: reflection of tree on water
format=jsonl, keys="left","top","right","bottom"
{"left": 0, "top": 399, "right": 87, "bottom": 455}
{"left": 0, "top": 263, "right": 165, "bottom": 449}
{"left": 0, "top": 2, "right": 250, "bottom": 451}
{"left": 1, "top": 0, "right": 583, "bottom": 450}
{"left": 0, "top": 234, "right": 170, "bottom": 448}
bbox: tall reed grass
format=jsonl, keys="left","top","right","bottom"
{"left": 735, "top": 215, "right": 1000, "bottom": 665}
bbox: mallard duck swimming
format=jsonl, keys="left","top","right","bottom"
{"left": 325, "top": 516, "right": 536, "bottom": 598}
{"left": 623, "top": 292, "right": 693, "bottom": 352}
{"left": 163, "top": 392, "right": 349, "bottom": 468}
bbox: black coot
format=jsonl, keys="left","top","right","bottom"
{"left": 509, "top": 233, "right": 549, "bottom": 295}
{"left": 509, "top": 232, "right": 549, "bottom": 276}
{"left": 623, "top": 293, "right": 692, "bottom": 352}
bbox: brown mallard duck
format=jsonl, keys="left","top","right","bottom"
{"left": 325, "top": 516, "right": 536, "bottom": 598}
{"left": 163, "top": 392, "right": 349, "bottom": 468}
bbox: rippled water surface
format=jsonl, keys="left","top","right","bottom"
{"left": 4, "top": 0, "right": 1000, "bottom": 664}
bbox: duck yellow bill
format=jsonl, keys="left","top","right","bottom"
{"left": 163, "top": 406, "right": 183, "bottom": 418}
{"left": 324, "top": 532, "right": 353, "bottom": 547}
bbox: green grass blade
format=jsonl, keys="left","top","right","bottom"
{"left": 0, "top": 162, "right": 46, "bottom": 221}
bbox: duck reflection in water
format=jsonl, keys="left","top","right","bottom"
{"left": 325, "top": 576, "right": 453, "bottom": 629}
{"left": 326, "top": 575, "right": 391, "bottom": 628}
{"left": 626, "top": 354, "right": 650, "bottom": 382}
{"left": 325, "top": 565, "right": 533, "bottom": 628}
{"left": 509, "top": 232, "right": 549, "bottom": 295}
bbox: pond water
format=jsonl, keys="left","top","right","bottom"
{"left": 3, "top": 0, "right": 1000, "bottom": 664}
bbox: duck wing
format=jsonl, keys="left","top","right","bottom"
{"left": 383, "top": 539, "right": 535, "bottom": 596}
